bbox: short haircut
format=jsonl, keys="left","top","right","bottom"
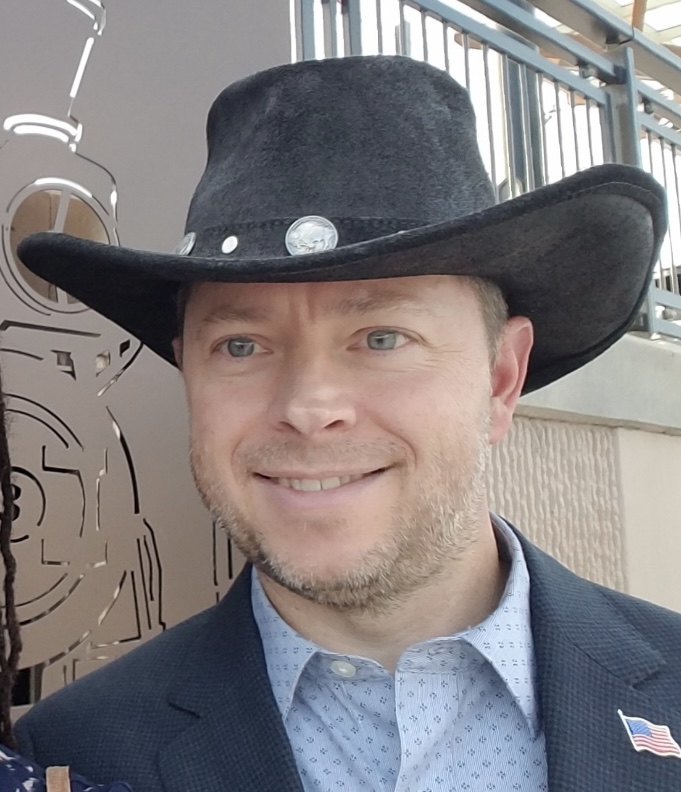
{"left": 463, "top": 276, "right": 509, "bottom": 360}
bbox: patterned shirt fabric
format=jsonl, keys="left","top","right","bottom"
{"left": 0, "top": 745, "right": 132, "bottom": 792}
{"left": 252, "top": 514, "right": 548, "bottom": 791}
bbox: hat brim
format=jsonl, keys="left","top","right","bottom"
{"left": 18, "top": 164, "right": 666, "bottom": 393}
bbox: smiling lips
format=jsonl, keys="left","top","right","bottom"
{"left": 258, "top": 470, "right": 382, "bottom": 492}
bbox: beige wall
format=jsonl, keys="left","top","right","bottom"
{"left": 489, "top": 417, "right": 625, "bottom": 591}
{"left": 618, "top": 428, "right": 681, "bottom": 612}
{"left": 490, "top": 412, "right": 681, "bottom": 614}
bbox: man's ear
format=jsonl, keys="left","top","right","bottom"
{"left": 172, "top": 337, "right": 183, "bottom": 370}
{"left": 489, "top": 316, "right": 533, "bottom": 446}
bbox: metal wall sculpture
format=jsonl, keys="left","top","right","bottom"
{"left": 0, "top": 0, "right": 235, "bottom": 707}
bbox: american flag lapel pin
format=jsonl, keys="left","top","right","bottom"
{"left": 618, "top": 710, "right": 681, "bottom": 759}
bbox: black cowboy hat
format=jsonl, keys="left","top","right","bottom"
{"left": 18, "top": 55, "right": 667, "bottom": 393}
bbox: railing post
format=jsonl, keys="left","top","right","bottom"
{"left": 341, "top": 0, "right": 363, "bottom": 56}
{"left": 605, "top": 43, "right": 659, "bottom": 335}
{"left": 501, "top": 0, "right": 545, "bottom": 194}
{"left": 605, "top": 44, "right": 642, "bottom": 167}
{"left": 295, "top": 0, "right": 318, "bottom": 61}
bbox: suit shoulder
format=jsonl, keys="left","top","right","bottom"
{"left": 18, "top": 603, "right": 216, "bottom": 725}
{"left": 597, "top": 585, "right": 681, "bottom": 658}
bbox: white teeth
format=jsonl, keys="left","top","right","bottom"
{"left": 272, "top": 472, "right": 369, "bottom": 491}
{"left": 294, "top": 479, "right": 322, "bottom": 492}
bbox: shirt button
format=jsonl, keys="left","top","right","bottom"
{"left": 330, "top": 660, "right": 357, "bottom": 678}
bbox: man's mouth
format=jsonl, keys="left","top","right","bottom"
{"left": 256, "top": 469, "right": 385, "bottom": 492}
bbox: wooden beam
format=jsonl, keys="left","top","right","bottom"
{"left": 632, "top": 0, "right": 648, "bottom": 31}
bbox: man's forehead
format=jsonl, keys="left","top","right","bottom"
{"left": 189, "top": 276, "right": 469, "bottom": 323}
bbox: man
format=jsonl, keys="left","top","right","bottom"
{"left": 14, "top": 56, "right": 681, "bottom": 791}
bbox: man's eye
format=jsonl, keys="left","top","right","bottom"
{"left": 223, "top": 337, "right": 257, "bottom": 357}
{"left": 366, "top": 330, "right": 405, "bottom": 350}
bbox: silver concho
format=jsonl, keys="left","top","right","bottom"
{"left": 172, "top": 232, "right": 196, "bottom": 256}
{"left": 285, "top": 216, "right": 339, "bottom": 256}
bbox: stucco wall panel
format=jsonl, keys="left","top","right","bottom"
{"left": 618, "top": 427, "right": 681, "bottom": 612}
{"left": 488, "top": 416, "right": 625, "bottom": 591}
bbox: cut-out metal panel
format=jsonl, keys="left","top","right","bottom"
{"left": 0, "top": 0, "right": 266, "bottom": 709}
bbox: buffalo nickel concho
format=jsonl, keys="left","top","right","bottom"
{"left": 285, "top": 216, "right": 339, "bottom": 256}
{"left": 172, "top": 232, "right": 196, "bottom": 256}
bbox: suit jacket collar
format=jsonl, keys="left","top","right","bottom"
{"left": 159, "top": 569, "right": 304, "bottom": 792}
{"left": 519, "top": 532, "right": 681, "bottom": 791}
{"left": 159, "top": 533, "right": 681, "bottom": 792}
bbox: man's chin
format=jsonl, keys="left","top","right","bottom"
{"left": 256, "top": 554, "right": 370, "bottom": 592}
{"left": 251, "top": 548, "right": 407, "bottom": 612}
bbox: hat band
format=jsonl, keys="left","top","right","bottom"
{"left": 178, "top": 217, "right": 425, "bottom": 259}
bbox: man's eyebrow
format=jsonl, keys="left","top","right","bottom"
{"left": 199, "top": 305, "right": 270, "bottom": 326}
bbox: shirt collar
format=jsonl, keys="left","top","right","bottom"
{"left": 251, "top": 514, "right": 540, "bottom": 737}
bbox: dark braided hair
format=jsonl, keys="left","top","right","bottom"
{"left": 0, "top": 372, "right": 21, "bottom": 748}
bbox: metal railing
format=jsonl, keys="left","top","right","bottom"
{"left": 293, "top": 0, "right": 681, "bottom": 341}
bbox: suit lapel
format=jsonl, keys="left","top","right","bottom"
{"left": 158, "top": 568, "right": 304, "bottom": 792}
{"left": 521, "top": 536, "right": 681, "bottom": 791}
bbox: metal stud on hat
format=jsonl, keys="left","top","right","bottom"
{"left": 221, "top": 235, "right": 239, "bottom": 254}
{"left": 285, "top": 215, "right": 339, "bottom": 255}
{"left": 173, "top": 232, "right": 196, "bottom": 256}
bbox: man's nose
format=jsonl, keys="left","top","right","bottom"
{"left": 268, "top": 353, "right": 358, "bottom": 437}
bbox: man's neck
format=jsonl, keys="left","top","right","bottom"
{"left": 258, "top": 520, "right": 508, "bottom": 672}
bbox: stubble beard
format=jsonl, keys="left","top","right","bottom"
{"left": 190, "top": 430, "right": 490, "bottom": 615}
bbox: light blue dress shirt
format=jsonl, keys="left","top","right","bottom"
{"left": 252, "top": 515, "right": 548, "bottom": 791}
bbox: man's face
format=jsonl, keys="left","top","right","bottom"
{"left": 177, "top": 275, "right": 531, "bottom": 612}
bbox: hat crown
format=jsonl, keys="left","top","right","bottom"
{"left": 186, "top": 55, "right": 495, "bottom": 232}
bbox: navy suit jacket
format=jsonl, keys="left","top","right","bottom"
{"left": 15, "top": 531, "right": 681, "bottom": 791}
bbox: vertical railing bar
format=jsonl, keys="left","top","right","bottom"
{"left": 537, "top": 73, "right": 550, "bottom": 185}
{"left": 332, "top": 0, "right": 340, "bottom": 57}
{"left": 321, "top": 0, "right": 337, "bottom": 58}
{"left": 600, "top": 93, "right": 615, "bottom": 164}
{"left": 570, "top": 88, "right": 581, "bottom": 172}
{"left": 671, "top": 143, "right": 681, "bottom": 294}
{"left": 297, "top": 0, "right": 317, "bottom": 60}
{"left": 520, "top": 64, "right": 535, "bottom": 191}
{"left": 398, "top": 0, "right": 407, "bottom": 55}
{"left": 659, "top": 137, "right": 677, "bottom": 291}
{"left": 463, "top": 32, "right": 471, "bottom": 92}
{"left": 422, "top": 9, "right": 429, "bottom": 62}
{"left": 343, "top": 1, "right": 351, "bottom": 56}
{"left": 502, "top": 53, "right": 518, "bottom": 197}
{"left": 555, "top": 80, "right": 567, "bottom": 178}
{"left": 483, "top": 42, "right": 498, "bottom": 199}
{"left": 443, "top": 22, "right": 450, "bottom": 73}
{"left": 585, "top": 96, "right": 596, "bottom": 167}
{"left": 647, "top": 128, "right": 655, "bottom": 182}
{"left": 376, "top": 0, "right": 384, "bottom": 54}
{"left": 342, "top": 0, "right": 363, "bottom": 56}
{"left": 646, "top": 129, "right": 663, "bottom": 289}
